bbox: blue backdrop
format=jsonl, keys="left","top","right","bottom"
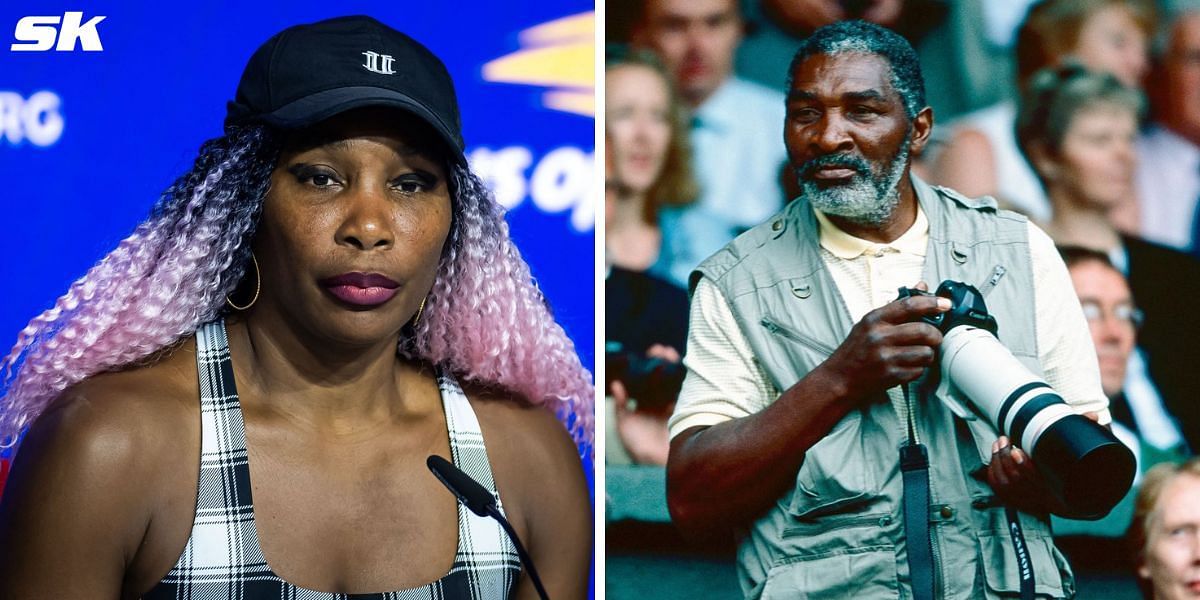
{"left": 0, "top": 2, "right": 594, "bottom": 391}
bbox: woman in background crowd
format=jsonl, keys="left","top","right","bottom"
{"left": 605, "top": 46, "right": 727, "bottom": 291}
{"left": 605, "top": 47, "right": 720, "bottom": 465}
{"left": 1017, "top": 64, "right": 1142, "bottom": 252}
{"left": 1017, "top": 63, "right": 1200, "bottom": 460}
{"left": 933, "top": 0, "right": 1154, "bottom": 223}
{"left": 1131, "top": 458, "right": 1200, "bottom": 599}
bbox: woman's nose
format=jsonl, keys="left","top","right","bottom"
{"left": 336, "top": 185, "right": 395, "bottom": 250}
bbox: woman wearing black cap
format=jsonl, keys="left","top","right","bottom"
{"left": 0, "top": 16, "right": 592, "bottom": 599}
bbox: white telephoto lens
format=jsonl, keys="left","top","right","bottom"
{"left": 933, "top": 305, "right": 1135, "bottom": 516}
{"left": 939, "top": 326, "right": 1070, "bottom": 446}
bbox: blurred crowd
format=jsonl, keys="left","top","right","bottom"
{"left": 605, "top": 0, "right": 1200, "bottom": 594}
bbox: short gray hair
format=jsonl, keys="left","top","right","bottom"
{"left": 787, "top": 20, "right": 926, "bottom": 120}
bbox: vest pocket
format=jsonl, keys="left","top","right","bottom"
{"left": 787, "top": 410, "right": 876, "bottom": 517}
{"left": 759, "top": 545, "right": 900, "bottom": 599}
{"left": 976, "top": 531, "right": 1071, "bottom": 598}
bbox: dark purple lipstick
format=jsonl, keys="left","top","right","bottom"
{"left": 320, "top": 272, "right": 400, "bottom": 307}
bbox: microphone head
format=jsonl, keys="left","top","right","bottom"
{"left": 427, "top": 454, "right": 496, "bottom": 517}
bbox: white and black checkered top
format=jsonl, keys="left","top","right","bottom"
{"left": 144, "top": 320, "right": 521, "bottom": 599}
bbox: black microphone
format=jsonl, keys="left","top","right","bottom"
{"left": 426, "top": 455, "right": 550, "bottom": 600}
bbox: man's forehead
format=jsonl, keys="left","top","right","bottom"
{"left": 646, "top": 0, "right": 737, "bottom": 21}
{"left": 1070, "top": 263, "right": 1132, "bottom": 299}
{"left": 789, "top": 52, "right": 898, "bottom": 96}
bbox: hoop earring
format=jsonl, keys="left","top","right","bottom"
{"left": 412, "top": 297, "right": 427, "bottom": 326}
{"left": 226, "top": 254, "right": 261, "bottom": 311}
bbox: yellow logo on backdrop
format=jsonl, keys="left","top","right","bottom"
{"left": 482, "top": 12, "right": 594, "bottom": 117}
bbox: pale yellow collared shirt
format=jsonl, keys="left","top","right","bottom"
{"left": 813, "top": 206, "right": 929, "bottom": 323}
{"left": 669, "top": 206, "right": 1110, "bottom": 438}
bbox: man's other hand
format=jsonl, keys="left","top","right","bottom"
{"left": 987, "top": 435, "right": 1063, "bottom": 515}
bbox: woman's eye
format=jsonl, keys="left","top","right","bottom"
{"left": 609, "top": 107, "right": 633, "bottom": 120}
{"left": 397, "top": 180, "right": 424, "bottom": 193}
{"left": 394, "top": 173, "right": 437, "bottom": 194}
{"left": 287, "top": 165, "right": 340, "bottom": 189}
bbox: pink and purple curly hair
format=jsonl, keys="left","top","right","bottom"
{"left": 0, "top": 125, "right": 594, "bottom": 454}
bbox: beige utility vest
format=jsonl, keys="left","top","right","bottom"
{"left": 692, "top": 176, "right": 1075, "bottom": 599}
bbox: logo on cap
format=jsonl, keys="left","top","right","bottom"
{"left": 361, "top": 51, "right": 395, "bottom": 75}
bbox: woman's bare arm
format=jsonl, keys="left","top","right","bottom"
{"left": 474, "top": 397, "right": 592, "bottom": 600}
{"left": 0, "top": 390, "right": 152, "bottom": 597}
{"left": 0, "top": 367, "right": 196, "bottom": 599}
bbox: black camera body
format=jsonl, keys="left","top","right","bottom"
{"left": 604, "top": 342, "right": 685, "bottom": 409}
{"left": 896, "top": 280, "right": 998, "bottom": 336}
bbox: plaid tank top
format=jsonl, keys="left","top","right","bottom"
{"left": 144, "top": 320, "right": 521, "bottom": 599}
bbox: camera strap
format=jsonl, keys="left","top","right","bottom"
{"left": 899, "top": 383, "right": 937, "bottom": 600}
{"left": 900, "top": 441, "right": 936, "bottom": 600}
{"left": 1005, "top": 506, "right": 1036, "bottom": 600}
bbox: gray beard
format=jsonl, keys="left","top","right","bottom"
{"left": 800, "top": 142, "right": 910, "bottom": 227}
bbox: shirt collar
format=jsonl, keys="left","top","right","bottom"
{"left": 814, "top": 204, "right": 929, "bottom": 259}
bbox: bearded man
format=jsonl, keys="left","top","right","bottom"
{"left": 665, "top": 21, "right": 1110, "bottom": 600}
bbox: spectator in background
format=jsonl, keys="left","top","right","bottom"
{"left": 933, "top": 0, "right": 1154, "bottom": 223}
{"left": 632, "top": 0, "right": 788, "bottom": 235}
{"left": 1130, "top": 458, "right": 1200, "bottom": 599}
{"left": 1138, "top": 2, "right": 1200, "bottom": 252}
{"left": 1017, "top": 64, "right": 1142, "bottom": 250}
{"left": 1062, "top": 248, "right": 1188, "bottom": 462}
{"left": 734, "top": 0, "right": 947, "bottom": 95}
{"left": 605, "top": 47, "right": 727, "bottom": 289}
{"left": 915, "top": 0, "right": 1033, "bottom": 123}
{"left": 1052, "top": 248, "right": 1188, "bottom": 554}
{"left": 606, "top": 48, "right": 713, "bottom": 464}
{"left": 1017, "top": 64, "right": 1200, "bottom": 454}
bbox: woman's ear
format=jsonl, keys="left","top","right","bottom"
{"left": 1137, "top": 559, "right": 1151, "bottom": 580}
{"left": 1028, "top": 143, "right": 1059, "bottom": 181}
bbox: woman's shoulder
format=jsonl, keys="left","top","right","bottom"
{"left": 950, "top": 101, "right": 1015, "bottom": 133}
{"left": 50, "top": 338, "right": 199, "bottom": 442}
{"left": 460, "top": 381, "right": 587, "bottom": 508}
{"left": 16, "top": 338, "right": 200, "bottom": 496}
{"left": 462, "top": 381, "right": 581, "bottom": 470}
{"left": 0, "top": 338, "right": 202, "bottom": 591}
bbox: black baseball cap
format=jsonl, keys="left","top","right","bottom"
{"left": 225, "top": 15, "right": 465, "bottom": 165}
